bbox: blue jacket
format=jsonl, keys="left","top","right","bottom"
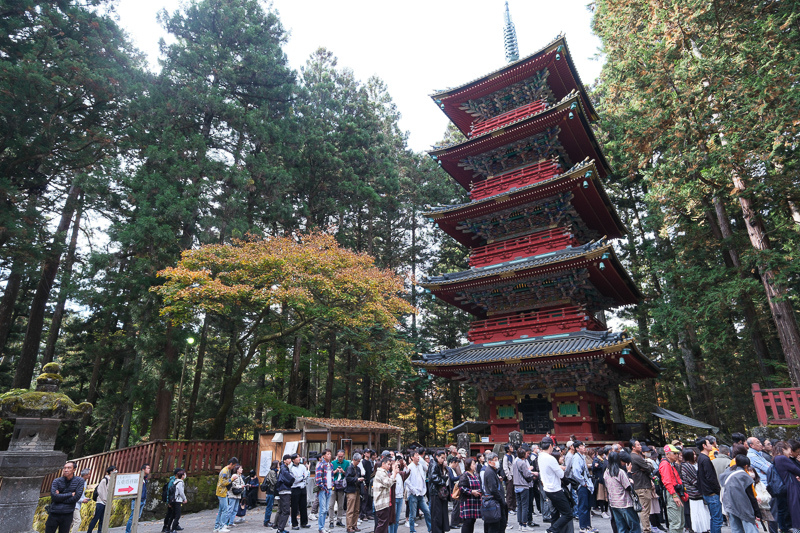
{"left": 50, "top": 475, "right": 86, "bottom": 514}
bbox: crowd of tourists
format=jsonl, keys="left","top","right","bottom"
{"left": 41, "top": 433, "right": 800, "bottom": 533}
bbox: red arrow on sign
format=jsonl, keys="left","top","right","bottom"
{"left": 118, "top": 486, "right": 134, "bottom": 494}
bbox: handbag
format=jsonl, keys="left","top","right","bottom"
{"left": 334, "top": 479, "right": 346, "bottom": 490}
{"left": 541, "top": 494, "right": 555, "bottom": 522}
{"left": 481, "top": 496, "right": 502, "bottom": 523}
{"left": 437, "top": 484, "right": 449, "bottom": 500}
{"left": 451, "top": 483, "right": 461, "bottom": 500}
{"left": 627, "top": 486, "right": 643, "bottom": 513}
{"left": 232, "top": 485, "right": 244, "bottom": 495}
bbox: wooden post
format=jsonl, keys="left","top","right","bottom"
{"left": 396, "top": 432, "right": 402, "bottom": 452}
{"left": 131, "top": 471, "right": 144, "bottom": 533}
{"left": 752, "top": 383, "right": 768, "bottom": 425}
{"left": 326, "top": 429, "right": 332, "bottom": 451}
{"left": 101, "top": 472, "right": 116, "bottom": 533}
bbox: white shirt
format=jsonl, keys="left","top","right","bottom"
{"left": 291, "top": 463, "right": 309, "bottom": 489}
{"left": 395, "top": 473, "right": 404, "bottom": 498}
{"left": 404, "top": 461, "right": 428, "bottom": 496}
{"left": 539, "top": 452, "right": 564, "bottom": 493}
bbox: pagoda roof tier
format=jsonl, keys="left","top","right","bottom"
{"left": 424, "top": 159, "right": 626, "bottom": 247}
{"left": 430, "top": 93, "right": 609, "bottom": 190}
{"left": 415, "top": 330, "right": 658, "bottom": 381}
{"left": 431, "top": 35, "right": 597, "bottom": 136}
{"left": 419, "top": 240, "right": 642, "bottom": 317}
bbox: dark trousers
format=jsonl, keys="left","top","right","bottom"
{"left": 505, "top": 479, "right": 517, "bottom": 511}
{"left": 87, "top": 503, "right": 105, "bottom": 533}
{"left": 532, "top": 483, "right": 542, "bottom": 514}
{"left": 360, "top": 492, "right": 373, "bottom": 519}
{"left": 485, "top": 502, "right": 508, "bottom": 533}
{"left": 375, "top": 505, "right": 392, "bottom": 533}
{"left": 163, "top": 504, "right": 175, "bottom": 531}
{"left": 450, "top": 498, "right": 462, "bottom": 526}
{"left": 461, "top": 518, "right": 476, "bottom": 533}
{"left": 430, "top": 495, "right": 449, "bottom": 533}
{"left": 45, "top": 513, "right": 73, "bottom": 533}
{"left": 292, "top": 486, "right": 309, "bottom": 527}
{"left": 276, "top": 493, "right": 292, "bottom": 532}
{"left": 546, "top": 490, "right": 574, "bottom": 533}
{"left": 169, "top": 502, "right": 182, "bottom": 531}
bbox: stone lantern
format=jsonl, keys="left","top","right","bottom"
{"left": 0, "top": 363, "right": 92, "bottom": 533}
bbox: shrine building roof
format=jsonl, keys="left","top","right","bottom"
{"left": 429, "top": 93, "right": 610, "bottom": 190}
{"left": 430, "top": 35, "right": 597, "bottom": 136}
{"left": 423, "top": 159, "right": 627, "bottom": 246}
{"left": 415, "top": 329, "right": 659, "bottom": 378}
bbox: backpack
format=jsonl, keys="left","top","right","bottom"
{"left": 92, "top": 477, "right": 106, "bottom": 502}
{"left": 766, "top": 465, "right": 785, "bottom": 497}
{"left": 162, "top": 476, "right": 176, "bottom": 503}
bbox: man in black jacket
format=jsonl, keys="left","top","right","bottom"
{"left": 629, "top": 440, "right": 654, "bottom": 533}
{"left": 695, "top": 437, "right": 722, "bottom": 533}
{"left": 359, "top": 450, "right": 374, "bottom": 520}
{"left": 46, "top": 461, "right": 85, "bottom": 533}
{"left": 483, "top": 452, "right": 508, "bottom": 533}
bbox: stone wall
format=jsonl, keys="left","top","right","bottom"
{"left": 32, "top": 474, "right": 221, "bottom": 532}
{"left": 750, "top": 425, "right": 800, "bottom": 442}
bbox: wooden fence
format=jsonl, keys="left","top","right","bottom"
{"left": 40, "top": 439, "right": 258, "bottom": 496}
{"left": 752, "top": 383, "right": 800, "bottom": 425}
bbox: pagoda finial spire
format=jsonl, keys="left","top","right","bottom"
{"left": 503, "top": 1, "right": 519, "bottom": 63}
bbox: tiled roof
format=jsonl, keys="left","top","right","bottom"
{"left": 417, "top": 330, "right": 654, "bottom": 369}
{"left": 420, "top": 239, "right": 607, "bottom": 286}
{"left": 298, "top": 417, "right": 402, "bottom": 432}
{"left": 423, "top": 158, "right": 595, "bottom": 217}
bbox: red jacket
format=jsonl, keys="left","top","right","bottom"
{"left": 658, "top": 459, "right": 688, "bottom": 501}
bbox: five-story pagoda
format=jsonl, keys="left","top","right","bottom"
{"left": 415, "top": 15, "right": 658, "bottom": 444}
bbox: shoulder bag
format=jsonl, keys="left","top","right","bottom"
{"left": 481, "top": 496, "right": 501, "bottom": 523}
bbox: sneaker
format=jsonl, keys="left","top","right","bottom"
{"left": 221, "top": 528, "right": 231, "bottom": 533}
{"left": 302, "top": 526, "right": 312, "bottom": 529}
{"left": 337, "top": 522, "right": 345, "bottom": 528}
{"left": 602, "top": 513, "right": 610, "bottom": 520}
{"left": 510, "top": 510, "right": 517, "bottom": 515}
{"left": 293, "top": 528, "right": 300, "bottom": 531}
{"left": 589, "top": 528, "right": 599, "bottom": 533}
{"left": 519, "top": 526, "right": 528, "bottom": 531}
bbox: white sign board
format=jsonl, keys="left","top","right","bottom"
{"left": 283, "top": 441, "right": 299, "bottom": 456}
{"left": 113, "top": 473, "right": 141, "bottom": 497}
{"left": 259, "top": 450, "right": 273, "bottom": 477}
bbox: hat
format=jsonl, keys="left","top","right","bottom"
{"left": 566, "top": 440, "right": 574, "bottom": 449}
{"left": 664, "top": 444, "right": 681, "bottom": 454}
{"left": 640, "top": 444, "right": 651, "bottom": 453}
{"left": 671, "top": 440, "right": 683, "bottom": 446}
{"left": 458, "top": 448, "right": 467, "bottom": 456}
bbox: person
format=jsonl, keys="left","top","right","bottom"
{"left": 162, "top": 467, "right": 182, "bottom": 532}
{"left": 630, "top": 440, "right": 654, "bottom": 533}
{"left": 476, "top": 454, "right": 486, "bottom": 475}
{"left": 392, "top": 456, "right": 408, "bottom": 533}
{"left": 746, "top": 438, "right": 772, "bottom": 491}
{"left": 681, "top": 448, "right": 710, "bottom": 533}
{"left": 762, "top": 440, "right": 775, "bottom": 463}
{"left": 712, "top": 446, "right": 731, "bottom": 479}
{"left": 483, "top": 452, "right": 508, "bottom": 533}
{"left": 429, "top": 451, "right": 450, "bottom": 533}
{"left": 513, "top": 448, "right": 535, "bottom": 531}
{"left": 659, "top": 445, "right": 687, "bottom": 533}
{"left": 71, "top": 468, "right": 91, "bottom": 533}
{"left": 245, "top": 469, "right": 260, "bottom": 512}
{"left": 87, "top": 465, "right": 116, "bottom": 533}
{"left": 290, "top": 454, "right": 310, "bottom": 530}
{"left": 458, "top": 457, "right": 481, "bottom": 533}
{"left": 316, "top": 449, "right": 334, "bottom": 533}
{"left": 592, "top": 447, "right": 610, "bottom": 519}
{"left": 263, "top": 460, "right": 279, "bottom": 527}
{"left": 405, "top": 450, "right": 432, "bottom": 533}
{"left": 125, "top": 464, "right": 149, "bottom": 533}
{"left": 228, "top": 464, "right": 244, "bottom": 525}
{"left": 529, "top": 445, "right": 542, "bottom": 518}
{"left": 695, "top": 437, "right": 722, "bottom": 533}
{"left": 504, "top": 445, "right": 518, "bottom": 515}
{"left": 604, "top": 451, "right": 641, "bottom": 533}
{"left": 166, "top": 469, "right": 187, "bottom": 532}
{"left": 731, "top": 434, "right": 747, "bottom": 448}
{"left": 570, "top": 441, "right": 596, "bottom": 533}
{"left": 540, "top": 436, "right": 572, "bottom": 533}
{"left": 46, "top": 460, "right": 85, "bottom": 533}
{"left": 360, "top": 450, "right": 375, "bottom": 521}
{"left": 214, "top": 456, "right": 238, "bottom": 533}
{"left": 374, "top": 456, "right": 399, "bottom": 533}
{"left": 773, "top": 440, "right": 800, "bottom": 533}
{"left": 719, "top": 455, "right": 761, "bottom": 533}
{"left": 448, "top": 456, "right": 463, "bottom": 528}
{"left": 345, "top": 452, "right": 364, "bottom": 533}
{"left": 330, "top": 450, "right": 350, "bottom": 529}
{"left": 275, "top": 454, "right": 296, "bottom": 533}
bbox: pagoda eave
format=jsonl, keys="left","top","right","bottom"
{"left": 424, "top": 161, "right": 627, "bottom": 247}
{"left": 430, "top": 95, "right": 610, "bottom": 190}
{"left": 430, "top": 36, "right": 598, "bottom": 135}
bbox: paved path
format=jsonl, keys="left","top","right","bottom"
{"left": 108, "top": 507, "right": 729, "bottom": 533}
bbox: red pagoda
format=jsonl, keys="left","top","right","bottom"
{"left": 415, "top": 32, "right": 658, "bottom": 445}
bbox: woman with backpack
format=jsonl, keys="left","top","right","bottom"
{"left": 229, "top": 464, "right": 245, "bottom": 524}
{"left": 262, "top": 460, "right": 279, "bottom": 527}
{"left": 166, "top": 469, "right": 187, "bottom": 532}
{"left": 87, "top": 465, "right": 117, "bottom": 533}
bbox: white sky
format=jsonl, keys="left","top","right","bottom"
{"left": 114, "top": 0, "right": 604, "bottom": 153}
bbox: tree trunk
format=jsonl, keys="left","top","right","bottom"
{"left": 324, "top": 331, "right": 335, "bottom": 417}
{"left": 255, "top": 345, "right": 267, "bottom": 426}
{"left": 608, "top": 385, "right": 626, "bottom": 424}
{"left": 117, "top": 321, "right": 137, "bottom": 449}
{"left": 476, "top": 386, "right": 490, "bottom": 423}
{"left": 0, "top": 259, "right": 24, "bottom": 359}
{"left": 185, "top": 316, "right": 209, "bottom": 440}
{"left": 288, "top": 335, "right": 302, "bottom": 407}
{"left": 149, "top": 327, "right": 179, "bottom": 441}
{"left": 42, "top": 196, "right": 83, "bottom": 366}
{"left": 360, "top": 374, "right": 371, "bottom": 421}
{"left": 13, "top": 184, "right": 82, "bottom": 388}
{"left": 343, "top": 344, "right": 352, "bottom": 418}
{"left": 788, "top": 200, "right": 800, "bottom": 231}
{"left": 677, "top": 330, "right": 701, "bottom": 418}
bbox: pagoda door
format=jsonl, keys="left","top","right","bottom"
{"left": 519, "top": 395, "right": 553, "bottom": 435}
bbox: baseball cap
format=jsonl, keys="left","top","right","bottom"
{"left": 566, "top": 440, "right": 574, "bottom": 449}
{"left": 664, "top": 444, "right": 680, "bottom": 453}
{"left": 458, "top": 448, "right": 467, "bottom": 455}
{"left": 640, "top": 444, "right": 651, "bottom": 452}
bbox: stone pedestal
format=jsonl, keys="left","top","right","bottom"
{"left": 508, "top": 430, "right": 523, "bottom": 448}
{"left": 456, "top": 433, "right": 470, "bottom": 453}
{"left": 0, "top": 364, "right": 92, "bottom": 533}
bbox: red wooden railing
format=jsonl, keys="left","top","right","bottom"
{"left": 752, "top": 383, "right": 800, "bottom": 425}
{"left": 468, "top": 306, "right": 601, "bottom": 343}
{"left": 40, "top": 440, "right": 257, "bottom": 496}
{"left": 468, "top": 229, "right": 577, "bottom": 268}
{"left": 468, "top": 100, "right": 549, "bottom": 138}
{"left": 469, "top": 159, "right": 561, "bottom": 201}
